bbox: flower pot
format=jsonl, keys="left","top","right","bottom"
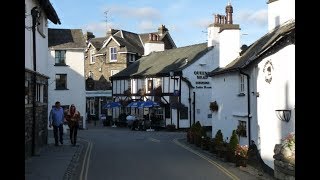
{"left": 235, "top": 155, "right": 247, "bottom": 167}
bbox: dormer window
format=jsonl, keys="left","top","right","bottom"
{"left": 110, "top": 47, "right": 117, "bottom": 62}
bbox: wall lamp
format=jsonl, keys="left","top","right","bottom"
{"left": 275, "top": 109, "right": 291, "bottom": 122}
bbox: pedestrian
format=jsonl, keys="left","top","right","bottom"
{"left": 49, "top": 101, "right": 65, "bottom": 146}
{"left": 65, "top": 104, "right": 81, "bottom": 146}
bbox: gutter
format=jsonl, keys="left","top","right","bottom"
{"left": 239, "top": 69, "right": 252, "bottom": 146}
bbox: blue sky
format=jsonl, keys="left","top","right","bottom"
{"left": 49, "top": 0, "right": 268, "bottom": 47}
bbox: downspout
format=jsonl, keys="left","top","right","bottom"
{"left": 239, "top": 69, "right": 251, "bottom": 146}
{"left": 31, "top": 7, "right": 39, "bottom": 156}
{"left": 193, "top": 92, "right": 195, "bottom": 125}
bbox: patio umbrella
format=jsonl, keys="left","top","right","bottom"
{"left": 139, "top": 100, "right": 160, "bottom": 131}
{"left": 139, "top": 100, "right": 160, "bottom": 108}
{"left": 102, "top": 102, "right": 122, "bottom": 109}
{"left": 127, "top": 101, "right": 144, "bottom": 108}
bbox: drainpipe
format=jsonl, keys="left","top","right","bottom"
{"left": 239, "top": 69, "right": 251, "bottom": 146}
{"left": 193, "top": 92, "right": 195, "bottom": 125}
{"left": 31, "top": 7, "right": 39, "bottom": 156}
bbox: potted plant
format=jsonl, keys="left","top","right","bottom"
{"left": 123, "top": 88, "right": 131, "bottom": 97}
{"left": 235, "top": 144, "right": 249, "bottom": 167}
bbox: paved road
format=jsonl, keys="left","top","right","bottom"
{"left": 72, "top": 126, "right": 267, "bottom": 180}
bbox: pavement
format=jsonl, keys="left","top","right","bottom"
{"left": 25, "top": 123, "right": 275, "bottom": 180}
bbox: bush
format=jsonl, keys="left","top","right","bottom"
{"left": 226, "top": 130, "right": 239, "bottom": 162}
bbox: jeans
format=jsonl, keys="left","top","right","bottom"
{"left": 69, "top": 124, "right": 79, "bottom": 145}
{"left": 53, "top": 124, "right": 63, "bottom": 145}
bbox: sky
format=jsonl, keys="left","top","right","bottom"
{"left": 48, "top": 0, "right": 269, "bottom": 48}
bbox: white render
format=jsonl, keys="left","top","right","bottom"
{"left": 182, "top": 49, "right": 218, "bottom": 127}
{"left": 25, "top": 0, "right": 49, "bottom": 75}
{"left": 48, "top": 49, "right": 87, "bottom": 129}
{"left": 268, "top": 0, "right": 295, "bottom": 31}
{"left": 211, "top": 72, "right": 250, "bottom": 144}
{"left": 255, "top": 44, "right": 295, "bottom": 169}
{"left": 219, "top": 29, "right": 240, "bottom": 68}
{"left": 144, "top": 42, "right": 165, "bottom": 56}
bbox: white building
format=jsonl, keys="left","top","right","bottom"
{"left": 109, "top": 3, "right": 240, "bottom": 129}
{"left": 25, "top": 0, "right": 60, "bottom": 158}
{"left": 209, "top": 0, "right": 295, "bottom": 171}
{"left": 48, "top": 28, "right": 87, "bottom": 129}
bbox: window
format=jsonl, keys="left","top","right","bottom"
{"left": 237, "top": 120, "right": 247, "bottom": 137}
{"left": 180, "top": 107, "right": 188, "bottom": 119}
{"left": 111, "top": 70, "right": 119, "bottom": 76}
{"left": 89, "top": 99, "right": 95, "bottom": 115}
{"left": 55, "top": 74, "right": 67, "bottom": 90}
{"left": 88, "top": 71, "right": 93, "bottom": 78}
{"left": 128, "top": 79, "right": 131, "bottom": 90}
{"left": 239, "top": 74, "right": 245, "bottom": 93}
{"left": 141, "top": 80, "right": 146, "bottom": 90}
{"left": 25, "top": 80, "right": 30, "bottom": 104}
{"left": 147, "top": 80, "right": 153, "bottom": 92}
{"left": 90, "top": 49, "right": 95, "bottom": 64}
{"left": 36, "top": 83, "right": 44, "bottom": 102}
{"left": 128, "top": 54, "right": 136, "bottom": 62}
{"left": 110, "top": 47, "right": 117, "bottom": 61}
{"left": 55, "top": 50, "right": 66, "bottom": 65}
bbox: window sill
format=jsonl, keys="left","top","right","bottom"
{"left": 238, "top": 93, "right": 245, "bottom": 96}
{"left": 54, "top": 64, "right": 68, "bottom": 67}
{"left": 55, "top": 88, "right": 69, "bottom": 90}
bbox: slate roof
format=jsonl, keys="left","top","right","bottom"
{"left": 48, "top": 28, "right": 86, "bottom": 49}
{"left": 37, "top": 0, "right": 60, "bottom": 24}
{"left": 110, "top": 43, "right": 213, "bottom": 80}
{"left": 209, "top": 20, "right": 295, "bottom": 76}
{"left": 90, "top": 37, "right": 107, "bottom": 50}
{"left": 91, "top": 29, "right": 175, "bottom": 56}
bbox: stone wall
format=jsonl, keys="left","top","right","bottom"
{"left": 25, "top": 70, "right": 49, "bottom": 159}
{"left": 273, "top": 144, "right": 295, "bottom": 180}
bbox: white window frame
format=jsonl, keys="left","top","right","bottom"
{"left": 55, "top": 50, "right": 66, "bottom": 65}
{"left": 90, "top": 49, "right": 95, "bottom": 64}
{"left": 239, "top": 74, "right": 245, "bottom": 93}
{"left": 109, "top": 47, "right": 117, "bottom": 62}
{"left": 36, "top": 83, "right": 44, "bottom": 102}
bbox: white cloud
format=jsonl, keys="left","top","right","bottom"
{"left": 190, "top": 18, "right": 212, "bottom": 29}
{"left": 82, "top": 22, "right": 118, "bottom": 37}
{"left": 236, "top": 9, "right": 268, "bottom": 26}
{"left": 105, "top": 5, "right": 161, "bottom": 20}
{"left": 138, "top": 20, "right": 155, "bottom": 32}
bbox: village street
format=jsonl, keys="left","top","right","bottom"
{"left": 70, "top": 124, "right": 268, "bottom": 180}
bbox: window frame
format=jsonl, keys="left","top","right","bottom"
{"left": 55, "top": 50, "right": 66, "bottom": 65}
{"left": 55, "top": 74, "right": 68, "bottom": 90}
{"left": 109, "top": 47, "right": 117, "bottom": 62}
{"left": 239, "top": 74, "right": 245, "bottom": 94}
{"left": 90, "top": 49, "right": 95, "bottom": 64}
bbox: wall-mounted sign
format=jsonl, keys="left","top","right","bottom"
{"left": 263, "top": 60, "right": 274, "bottom": 84}
{"left": 194, "top": 71, "right": 211, "bottom": 88}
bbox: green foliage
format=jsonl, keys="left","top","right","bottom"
{"left": 213, "top": 129, "right": 224, "bottom": 147}
{"left": 228, "top": 130, "right": 239, "bottom": 153}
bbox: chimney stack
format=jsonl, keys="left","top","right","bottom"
{"left": 158, "top": 25, "right": 168, "bottom": 36}
{"left": 226, "top": 2, "right": 233, "bottom": 24}
{"left": 107, "top": 28, "right": 117, "bottom": 36}
{"left": 84, "top": 31, "right": 95, "bottom": 43}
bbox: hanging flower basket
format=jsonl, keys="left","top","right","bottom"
{"left": 209, "top": 101, "right": 219, "bottom": 112}
{"left": 123, "top": 88, "right": 132, "bottom": 97}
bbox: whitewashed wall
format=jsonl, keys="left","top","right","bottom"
{"left": 144, "top": 42, "right": 165, "bottom": 56}
{"left": 211, "top": 72, "right": 249, "bottom": 143}
{"left": 183, "top": 48, "right": 217, "bottom": 127}
{"left": 256, "top": 44, "right": 295, "bottom": 169}
{"left": 268, "top": 0, "right": 295, "bottom": 31}
{"left": 48, "top": 49, "right": 86, "bottom": 129}
{"left": 219, "top": 29, "right": 240, "bottom": 68}
{"left": 25, "top": 0, "right": 49, "bottom": 76}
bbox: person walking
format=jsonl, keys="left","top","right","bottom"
{"left": 65, "top": 104, "right": 81, "bottom": 146}
{"left": 49, "top": 101, "right": 65, "bottom": 146}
